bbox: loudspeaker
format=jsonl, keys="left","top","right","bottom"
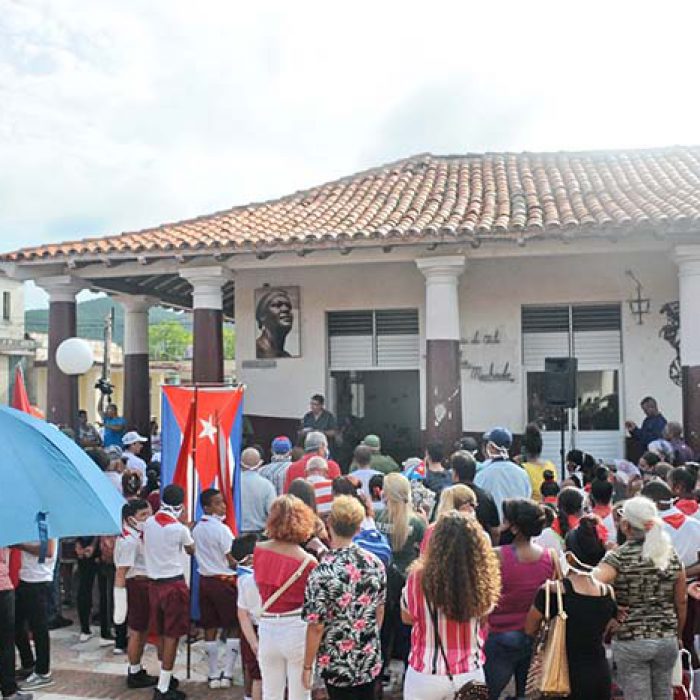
{"left": 544, "top": 357, "right": 578, "bottom": 407}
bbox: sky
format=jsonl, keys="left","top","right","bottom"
{"left": 3, "top": 0, "right": 700, "bottom": 307}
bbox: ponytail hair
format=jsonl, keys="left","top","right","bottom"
{"left": 622, "top": 496, "right": 674, "bottom": 571}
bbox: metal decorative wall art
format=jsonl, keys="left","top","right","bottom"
{"left": 659, "top": 301, "right": 681, "bottom": 387}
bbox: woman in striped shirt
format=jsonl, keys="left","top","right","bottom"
{"left": 401, "top": 512, "right": 501, "bottom": 700}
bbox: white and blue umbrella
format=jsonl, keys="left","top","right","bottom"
{"left": 0, "top": 406, "right": 125, "bottom": 547}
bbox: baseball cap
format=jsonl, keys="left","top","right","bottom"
{"left": 271, "top": 436, "right": 292, "bottom": 454}
{"left": 362, "top": 434, "right": 381, "bottom": 450}
{"left": 122, "top": 431, "right": 148, "bottom": 446}
{"left": 402, "top": 457, "right": 426, "bottom": 480}
{"left": 484, "top": 427, "right": 513, "bottom": 449}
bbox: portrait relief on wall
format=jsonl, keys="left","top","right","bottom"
{"left": 254, "top": 286, "right": 301, "bottom": 358}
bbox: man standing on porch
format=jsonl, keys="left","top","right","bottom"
{"left": 625, "top": 396, "right": 668, "bottom": 452}
{"left": 300, "top": 395, "right": 337, "bottom": 441}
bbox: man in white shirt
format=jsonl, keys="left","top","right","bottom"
{"left": 14, "top": 539, "right": 58, "bottom": 691}
{"left": 113, "top": 498, "right": 157, "bottom": 689}
{"left": 348, "top": 445, "right": 380, "bottom": 496}
{"left": 474, "top": 427, "right": 532, "bottom": 517}
{"left": 193, "top": 489, "right": 239, "bottom": 689}
{"left": 143, "top": 485, "right": 194, "bottom": 700}
{"left": 122, "top": 431, "right": 149, "bottom": 484}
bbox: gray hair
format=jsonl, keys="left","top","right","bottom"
{"left": 304, "top": 431, "right": 327, "bottom": 453}
{"left": 306, "top": 457, "right": 328, "bottom": 475}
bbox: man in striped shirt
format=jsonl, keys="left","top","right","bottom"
{"left": 305, "top": 457, "right": 333, "bottom": 515}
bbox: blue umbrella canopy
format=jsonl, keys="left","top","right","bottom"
{"left": 0, "top": 406, "right": 125, "bottom": 547}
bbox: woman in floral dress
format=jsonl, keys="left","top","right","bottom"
{"left": 302, "top": 496, "right": 386, "bottom": 699}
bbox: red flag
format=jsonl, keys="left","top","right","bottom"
{"left": 10, "top": 364, "right": 30, "bottom": 585}
{"left": 216, "top": 415, "right": 237, "bottom": 535}
{"left": 172, "top": 398, "right": 196, "bottom": 519}
{"left": 12, "top": 364, "right": 31, "bottom": 414}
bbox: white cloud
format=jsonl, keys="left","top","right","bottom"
{"left": 3, "top": 0, "right": 700, "bottom": 309}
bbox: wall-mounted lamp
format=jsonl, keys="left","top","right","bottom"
{"left": 626, "top": 270, "right": 650, "bottom": 325}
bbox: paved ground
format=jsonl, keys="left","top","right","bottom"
{"left": 35, "top": 617, "right": 246, "bottom": 700}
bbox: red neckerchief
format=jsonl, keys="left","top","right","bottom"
{"left": 551, "top": 514, "right": 581, "bottom": 537}
{"left": 544, "top": 496, "right": 558, "bottom": 505}
{"left": 663, "top": 512, "right": 687, "bottom": 530}
{"left": 154, "top": 511, "right": 179, "bottom": 527}
{"left": 592, "top": 504, "right": 612, "bottom": 520}
{"left": 121, "top": 525, "right": 143, "bottom": 540}
{"left": 676, "top": 499, "right": 699, "bottom": 517}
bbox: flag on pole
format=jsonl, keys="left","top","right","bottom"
{"left": 9, "top": 363, "right": 31, "bottom": 584}
{"left": 12, "top": 364, "right": 31, "bottom": 414}
{"left": 161, "top": 385, "right": 244, "bottom": 532}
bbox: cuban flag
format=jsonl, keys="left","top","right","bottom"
{"left": 160, "top": 385, "right": 244, "bottom": 621}
{"left": 161, "top": 385, "right": 244, "bottom": 532}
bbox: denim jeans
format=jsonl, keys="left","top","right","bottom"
{"left": 484, "top": 630, "right": 532, "bottom": 700}
{"left": 613, "top": 637, "right": 678, "bottom": 700}
{"left": 0, "top": 590, "right": 18, "bottom": 697}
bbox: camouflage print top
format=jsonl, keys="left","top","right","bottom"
{"left": 602, "top": 539, "right": 682, "bottom": 641}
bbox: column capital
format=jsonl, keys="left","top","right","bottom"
{"left": 180, "top": 266, "right": 234, "bottom": 310}
{"left": 675, "top": 244, "right": 700, "bottom": 273}
{"left": 115, "top": 294, "right": 157, "bottom": 313}
{"left": 416, "top": 255, "right": 467, "bottom": 279}
{"left": 37, "top": 275, "right": 84, "bottom": 303}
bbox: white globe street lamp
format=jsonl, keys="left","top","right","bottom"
{"left": 56, "top": 338, "right": 94, "bottom": 376}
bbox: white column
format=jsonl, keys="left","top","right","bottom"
{"left": 676, "top": 245, "right": 700, "bottom": 367}
{"left": 416, "top": 255, "right": 466, "bottom": 444}
{"left": 118, "top": 295, "right": 155, "bottom": 356}
{"left": 180, "top": 266, "right": 233, "bottom": 310}
{"left": 416, "top": 256, "right": 466, "bottom": 339}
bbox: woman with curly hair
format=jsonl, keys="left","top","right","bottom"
{"left": 401, "top": 511, "right": 501, "bottom": 699}
{"left": 254, "top": 495, "right": 318, "bottom": 700}
{"left": 485, "top": 498, "right": 554, "bottom": 700}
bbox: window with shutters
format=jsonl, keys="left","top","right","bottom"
{"left": 522, "top": 304, "right": 623, "bottom": 462}
{"left": 328, "top": 309, "right": 419, "bottom": 370}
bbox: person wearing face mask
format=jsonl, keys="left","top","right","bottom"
{"left": 474, "top": 427, "right": 532, "bottom": 519}
{"left": 192, "top": 489, "right": 240, "bottom": 690}
{"left": 143, "top": 485, "right": 195, "bottom": 700}
{"left": 113, "top": 499, "right": 156, "bottom": 689}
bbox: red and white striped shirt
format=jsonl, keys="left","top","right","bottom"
{"left": 402, "top": 570, "right": 484, "bottom": 675}
{"left": 307, "top": 475, "right": 333, "bottom": 515}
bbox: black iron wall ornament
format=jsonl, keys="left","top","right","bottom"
{"left": 626, "top": 270, "right": 651, "bottom": 325}
{"left": 660, "top": 301, "right": 681, "bottom": 387}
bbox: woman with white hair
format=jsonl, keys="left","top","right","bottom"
{"left": 594, "top": 496, "right": 686, "bottom": 700}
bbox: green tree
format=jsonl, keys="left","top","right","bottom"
{"left": 149, "top": 321, "right": 192, "bottom": 360}
{"left": 223, "top": 326, "right": 236, "bottom": 360}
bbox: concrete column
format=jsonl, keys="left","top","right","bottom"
{"left": 416, "top": 256, "right": 465, "bottom": 448}
{"left": 118, "top": 295, "right": 154, "bottom": 443}
{"left": 39, "top": 276, "right": 83, "bottom": 431}
{"left": 676, "top": 245, "right": 700, "bottom": 454}
{"left": 180, "top": 267, "right": 232, "bottom": 384}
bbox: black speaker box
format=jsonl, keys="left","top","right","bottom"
{"left": 543, "top": 357, "right": 577, "bottom": 408}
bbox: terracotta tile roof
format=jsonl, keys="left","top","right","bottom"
{"left": 5, "top": 146, "right": 700, "bottom": 262}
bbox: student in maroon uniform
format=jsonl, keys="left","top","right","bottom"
{"left": 143, "top": 485, "right": 194, "bottom": 700}
{"left": 114, "top": 499, "right": 156, "bottom": 689}
{"left": 192, "top": 489, "right": 239, "bottom": 689}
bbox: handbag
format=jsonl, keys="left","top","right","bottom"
{"left": 525, "top": 577, "right": 570, "bottom": 698}
{"left": 428, "top": 602, "right": 489, "bottom": 700}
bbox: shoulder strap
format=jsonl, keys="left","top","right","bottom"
{"left": 549, "top": 548, "right": 563, "bottom": 581}
{"left": 427, "top": 600, "right": 453, "bottom": 682}
{"left": 261, "top": 555, "right": 312, "bottom": 613}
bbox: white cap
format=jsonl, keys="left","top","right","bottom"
{"left": 122, "top": 431, "right": 148, "bottom": 446}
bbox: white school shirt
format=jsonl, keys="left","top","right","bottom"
{"left": 114, "top": 526, "right": 148, "bottom": 578}
{"left": 237, "top": 572, "right": 262, "bottom": 626}
{"left": 661, "top": 506, "right": 700, "bottom": 569}
{"left": 19, "top": 539, "right": 58, "bottom": 583}
{"left": 193, "top": 515, "right": 235, "bottom": 577}
{"left": 125, "top": 452, "right": 148, "bottom": 481}
{"left": 143, "top": 511, "right": 194, "bottom": 580}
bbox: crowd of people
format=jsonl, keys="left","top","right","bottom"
{"left": 1, "top": 393, "right": 699, "bottom": 700}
